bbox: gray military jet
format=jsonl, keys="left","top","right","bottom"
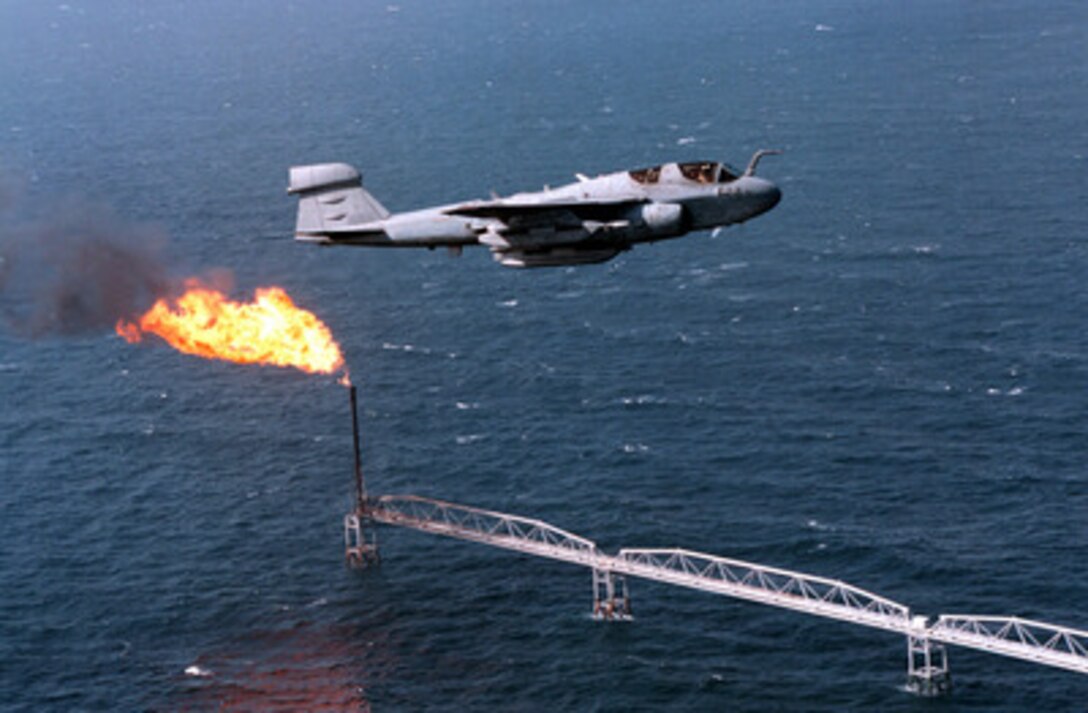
{"left": 287, "top": 150, "right": 781, "bottom": 268}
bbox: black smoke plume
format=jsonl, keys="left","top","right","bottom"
{"left": 0, "top": 191, "right": 174, "bottom": 337}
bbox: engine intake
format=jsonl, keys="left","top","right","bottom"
{"left": 638, "top": 202, "right": 684, "bottom": 236}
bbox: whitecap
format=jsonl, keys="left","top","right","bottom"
{"left": 498, "top": 299, "right": 518, "bottom": 308}
{"left": 815, "top": 23, "right": 834, "bottom": 32}
{"left": 676, "top": 136, "right": 696, "bottom": 146}
{"left": 455, "top": 401, "right": 480, "bottom": 410}
{"left": 382, "top": 342, "right": 428, "bottom": 354}
{"left": 456, "top": 434, "right": 485, "bottom": 445}
{"left": 184, "top": 665, "right": 212, "bottom": 678}
{"left": 620, "top": 394, "right": 661, "bottom": 406}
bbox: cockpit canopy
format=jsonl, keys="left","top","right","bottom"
{"left": 629, "top": 161, "right": 740, "bottom": 185}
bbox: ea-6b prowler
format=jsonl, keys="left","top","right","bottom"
{"left": 287, "top": 150, "right": 781, "bottom": 268}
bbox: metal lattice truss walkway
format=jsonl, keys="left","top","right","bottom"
{"left": 931, "top": 615, "right": 1088, "bottom": 675}
{"left": 370, "top": 494, "right": 598, "bottom": 565}
{"left": 614, "top": 548, "right": 910, "bottom": 634}
{"left": 359, "top": 493, "right": 1088, "bottom": 688}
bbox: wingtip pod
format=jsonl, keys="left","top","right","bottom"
{"left": 743, "top": 149, "right": 783, "bottom": 177}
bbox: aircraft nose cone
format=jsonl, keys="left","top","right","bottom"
{"left": 753, "top": 177, "right": 781, "bottom": 214}
{"left": 767, "top": 183, "right": 782, "bottom": 210}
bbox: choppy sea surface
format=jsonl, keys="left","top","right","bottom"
{"left": 2, "top": 1, "right": 1087, "bottom": 710}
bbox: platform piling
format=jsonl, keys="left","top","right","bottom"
{"left": 906, "top": 631, "right": 951, "bottom": 696}
{"left": 592, "top": 568, "right": 632, "bottom": 620}
{"left": 344, "top": 511, "right": 380, "bottom": 568}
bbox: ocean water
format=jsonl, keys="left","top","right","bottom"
{"left": 2, "top": 1, "right": 1087, "bottom": 710}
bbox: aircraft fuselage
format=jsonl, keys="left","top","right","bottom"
{"left": 289, "top": 152, "right": 781, "bottom": 267}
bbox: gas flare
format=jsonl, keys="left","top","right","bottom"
{"left": 116, "top": 279, "right": 344, "bottom": 375}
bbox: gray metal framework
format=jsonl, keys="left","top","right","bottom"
{"left": 371, "top": 494, "right": 598, "bottom": 566}
{"left": 355, "top": 493, "right": 1088, "bottom": 692}
{"left": 343, "top": 512, "right": 379, "bottom": 568}
{"left": 907, "top": 633, "right": 951, "bottom": 695}
{"left": 614, "top": 548, "right": 910, "bottom": 632}
{"left": 931, "top": 615, "right": 1088, "bottom": 674}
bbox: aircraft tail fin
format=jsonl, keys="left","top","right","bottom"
{"left": 288, "top": 163, "right": 390, "bottom": 240}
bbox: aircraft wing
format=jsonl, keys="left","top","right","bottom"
{"left": 444, "top": 197, "right": 645, "bottom": 224}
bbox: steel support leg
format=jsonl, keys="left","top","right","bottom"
{"left": 592, "top": 569, "right": 632, "bottom": 620}
{"left": 344, "top": 511, "right": 380, "bottom": 569}
{"left": 906, "top": 635, "right": 951, "bottom": 696}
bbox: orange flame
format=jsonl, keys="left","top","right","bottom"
{"left": 116, "top": 279, "right": 345, "bottom": 376}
